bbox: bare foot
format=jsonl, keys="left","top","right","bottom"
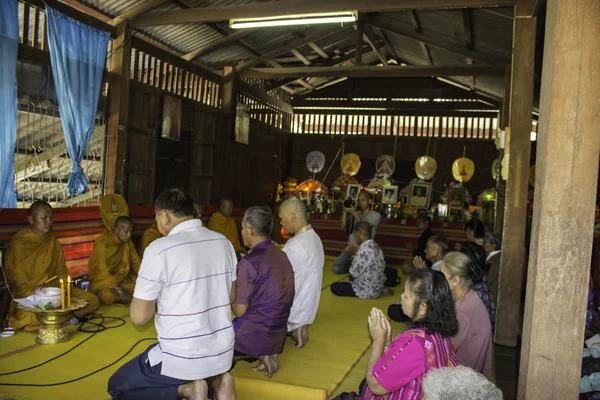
{"left": 292, "top": 325, "right": 308, "bottom": 348}
{"left": 255, "top": 355, "right": 279, "bottom": 378}
{"left": 301, "top": 325, "right": 309, "bottom": 346}
{"left": 178, "top": 380, "right": 208, "bottom": 400}
{"left": 383, "top": 288, "right": 394, "bottom": 296}
{"left": 211, "top": 372, "right": 237, "bottom": 400}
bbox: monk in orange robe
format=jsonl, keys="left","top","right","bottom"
{"left": 137, "top": 223, "right": 163, "bottom": 257}
{"left": 88, "top": 216, "right": 141, "bottom": 305}
{"left": 4, "top": 201, "right": 100, "bottom": 332}
{"left": 207, "top": 198, "right": 245, "bottom": 253}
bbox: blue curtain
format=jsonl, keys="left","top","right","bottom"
{"left": 46, "top": 7, "right": 109, "bottom": 195}
{"left": 0, "top": 0, "right": 18, "bottom": 208}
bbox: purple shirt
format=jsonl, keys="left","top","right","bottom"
{"left": 234, "top": 240, "right": 295, "bottom": 356}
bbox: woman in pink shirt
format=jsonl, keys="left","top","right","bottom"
{"left": 441, "top": 252, "right": 493, "bottom": 379}
{"left": 335, "top": 269, "right": 459, "bottom": 400}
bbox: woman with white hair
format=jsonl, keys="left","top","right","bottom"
{"left": 441, "top": 252, "right": 493, "bottom": 379}
{"left": 422, "top": 366, "right": 503, "bottom": 399}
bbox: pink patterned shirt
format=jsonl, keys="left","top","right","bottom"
{"left": 359, "top": 328, "right": 459, "bottom": 400}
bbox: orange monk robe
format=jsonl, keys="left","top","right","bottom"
{"left": 88, "top": 229, "right": 141, "bottom": 305}
{"left": 207, "top": 211, "right": 244, "bottom": 252}
{"left": 4, "top": 228, "right": 100, "bottom": 332}
{"left": 137, "top": 223, "right": 163, "bottom": 256}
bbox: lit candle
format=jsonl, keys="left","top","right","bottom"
{"left": 67, "top": 276, "right": 71, "bottom": 308}
{"left": 60, "top": 279, "right": 65, "bottom": 309}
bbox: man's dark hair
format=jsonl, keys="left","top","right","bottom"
{"left": 154, "top": 188, "right": 196, "bottom": 218}
{"left": 428, "top": 235, "right": 448, "bottom": 255}
{"left": 244, "top": 206, "right": 273, "bottom": 238}
{"left": 464, "top": 218, "right": 485, "bottom": 239}
{"left": 353, "top": 220, "right": 372, "bottom": 238}
{"left": 28, "top": 200, "right": 52, "bottom": 216}
{"left": 461, "top": 244, "right": 487, "bottom": 283}
{"left": 114, "top": 216, "right": 133, "bottom": 227}
{"left": 408, "top": 269, "right": 459, "bottom": 338}
{"left": 484, "top": 231, "right": 502, "bottom": 251}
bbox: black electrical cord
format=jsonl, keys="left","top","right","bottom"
{"left": 0, "top": 314, "right": 156, "bottom": 387}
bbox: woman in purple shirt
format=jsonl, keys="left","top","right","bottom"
{"left": 335, "top": 269, "right": 459, "bottom": 400}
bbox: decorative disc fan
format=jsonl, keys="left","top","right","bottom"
{"left": 415, "top": 156, "right": 437, "bottom": 181}
{"left": 341, "top": 153, "right": 361, "bottom": 176}
{"left": 306, "top": 151, "right": 325, "bottom": 174}
{"left": 452, "top": 158, "right": 475, "bottom": 183}
{"left": 100, "top": 194, "right": 129, "bottom": 229}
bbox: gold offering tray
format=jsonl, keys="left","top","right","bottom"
{"left": 17, "top": 297, "right": 88, "bottom": 344}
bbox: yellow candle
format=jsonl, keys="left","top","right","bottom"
{"left": 67, "top": 276, "right": 71, "bottom": 308}
{"left": 60, "top": 279, "right": 65, "bottom": 309}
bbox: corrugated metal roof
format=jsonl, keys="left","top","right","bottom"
{"left": 78, "top": 0, "right": 519, "bottom": 99}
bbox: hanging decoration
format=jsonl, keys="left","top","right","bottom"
{"left": 367, "top": 155, "right": 395, "bottom": 190}
{"left": 415, "top": 156, "right": 438, "bottom": 181}
{"left": 331, "top": 153, "right": 361, "bottom": 191}
{"left": 415, "top": 137, "right": 437, "bottom": 181}
{"left": 306, "top": 151, "right": 325, "bottom": 175}
{"left": 100, "top": 194, "right": 129, "bottom": 229}
{"left": 452, "top": 158, "right": 475, "bottom": 183}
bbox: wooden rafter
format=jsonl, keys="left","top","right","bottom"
{"left": 370, "top": 26, "right": 400, "bottom": 62}
{"left": 183, "top": 29, "right": 255, "bottom": 61}
{"left": 291, "top": 49, "right": 312, "bottom": 66}
{"left": 239, "top": 64, "right": 505, "bottom": 79}
{"left": 370, "top": 15, "right": 506, "bottom": 66}
{"left": 110, "top": 0, "right": 170, "bottom": 24}
{"left": 292, "top": 99, "right": 498, "bottom": 111}
{"left": 462, "top": 9, "right": 476, "bottom": 90}
{"left": 408, "top": 11, "right": 433, "bottom": 65}
{"left": 308, "top": 42, "right": 329, "bottom": 59}
{"left": 234, "top": 27, "right": 344, "bottom": 73}
{"left": 363, "top": 24, "right": 388, "bottom": 65}
{"left": 131, "top": 0, "right": 517, "bottom": 27}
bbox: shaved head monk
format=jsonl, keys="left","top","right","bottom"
{"left": 88, "top": 216, "right": 141, "bottom": 305}
{"left": 4, "top": 201, "right": 99, "bottom": 331}
{"left": 208, "top": 198, "right": 245, "bottom": 255}
{"left": 279, "top": 197, "right": 325, "bottom": 348}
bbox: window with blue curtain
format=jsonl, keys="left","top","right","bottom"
{"left": 45, "top": 6, "right": 110, "bottom": 196}
{"left": 0, "top": 0, "right": 19, "bottom": 208}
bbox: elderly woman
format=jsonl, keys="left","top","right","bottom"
{"left": 335, "top": 269, "right": 459, "bottom": 400}
{"left": 423, "top": 366, "right": 502, "bottom": 399}
{"left": 483, "top": 232, "right": 502, "bottom": 305}
{"left": 441, "top": 252, "right": 493, "bottom": 379}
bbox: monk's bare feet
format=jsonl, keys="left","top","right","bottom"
{"left": 291, "top": 325, "right": 308, "bottom": 348}
{"left": 254, "top": 355, "right": 279, "bottom": 378}
{"left": 211, "top": 372, "right": 237, "bottom": 400}
{"left": 383, "top": 288, "right": 394, "bottom": 296}
{"left": 301, "top": 325, "right": 309, "bottom": 346}
{"left": 178, "top": 379, "right": 208, "bottom": 400}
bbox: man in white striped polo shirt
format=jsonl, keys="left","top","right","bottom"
{"left": 108, "top": 188, "right": 237, "bottom": 400}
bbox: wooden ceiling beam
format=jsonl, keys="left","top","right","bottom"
{"left": 234, "top": 27, "right": 344, "bottom": 72}
{"left": 462, "top": 9, "right": 476, "bottom": 90}
{"left": 370, "top": 15, "right": 506, "bottom": 66}
{"left": 291, "top": 49, "right": 312, "bottom": 66}
{"left": 131, "top": 0, "right": 516, "bottom": 26}
{"left": 362, "top": 25, "right": 388, "bottom": 65}
{"left": 239, "top": 64, "right": 506, "bottom": 79}
{"left": 237, "top": 80, "right": 293, "bottom": 114}
{"left": 407, "top": 10, "right": 433, "bottom": 65}
{"left": 292, "top": 99, "right": 498, "bottom": 110}
{"left": 110, "top": 0, "right": 171, "bottom": 24}
{"left": 308, "top": 42, "right": 329, "bottom": 59}
{"left": 183, "top": 29, "right": 255, "bottom": 61}
{"left": 294, "top": 108, "right": 498, "bottom": 117}
{"left": 370, "top": 25, "right": 400, "bottom": 62}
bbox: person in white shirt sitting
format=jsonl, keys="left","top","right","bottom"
{"left": 279, "top": 197, "right": 325, "bottom": 349}
{"left": 330, "top": 221, "right": 387, "bottom": 299}
{"left": 108, "top": 188, "right": 237, "bottom": 400}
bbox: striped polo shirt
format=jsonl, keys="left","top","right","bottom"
{"left": 134, "top": 219, "right": 237, "bottom": 380}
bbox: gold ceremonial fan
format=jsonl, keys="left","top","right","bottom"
{"left": 340, "top": 153, "right": 361, "bottom": 176}
{"left": 415, "top": 156, "right": 437, "bottom": 181}
{"left": 100, "top": 194, "right": 129, "bottom": 229}
{"left": 452, "top": 157, "right": 475, "bottom": 183}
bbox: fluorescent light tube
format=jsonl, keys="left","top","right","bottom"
{"left": 230, "top": 12, "right": 356, "bottom": 29}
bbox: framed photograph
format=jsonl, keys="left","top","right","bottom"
{"left": 235, "top": 103, "right": 250, "bottom": 145}
{"left": 449, "top": 187, "right": 465, "bottom": 210}
{"left": 382, "top": 186, "right": 398, "bottom": 205}
{"left": 345, "top": 184, "right": 361, "bottom": 201}
{"left": 408, "top": 181, "right": 432, "bottom": 209}
{"left": 161, "top": 95, "right": 182, "bottom": 142}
